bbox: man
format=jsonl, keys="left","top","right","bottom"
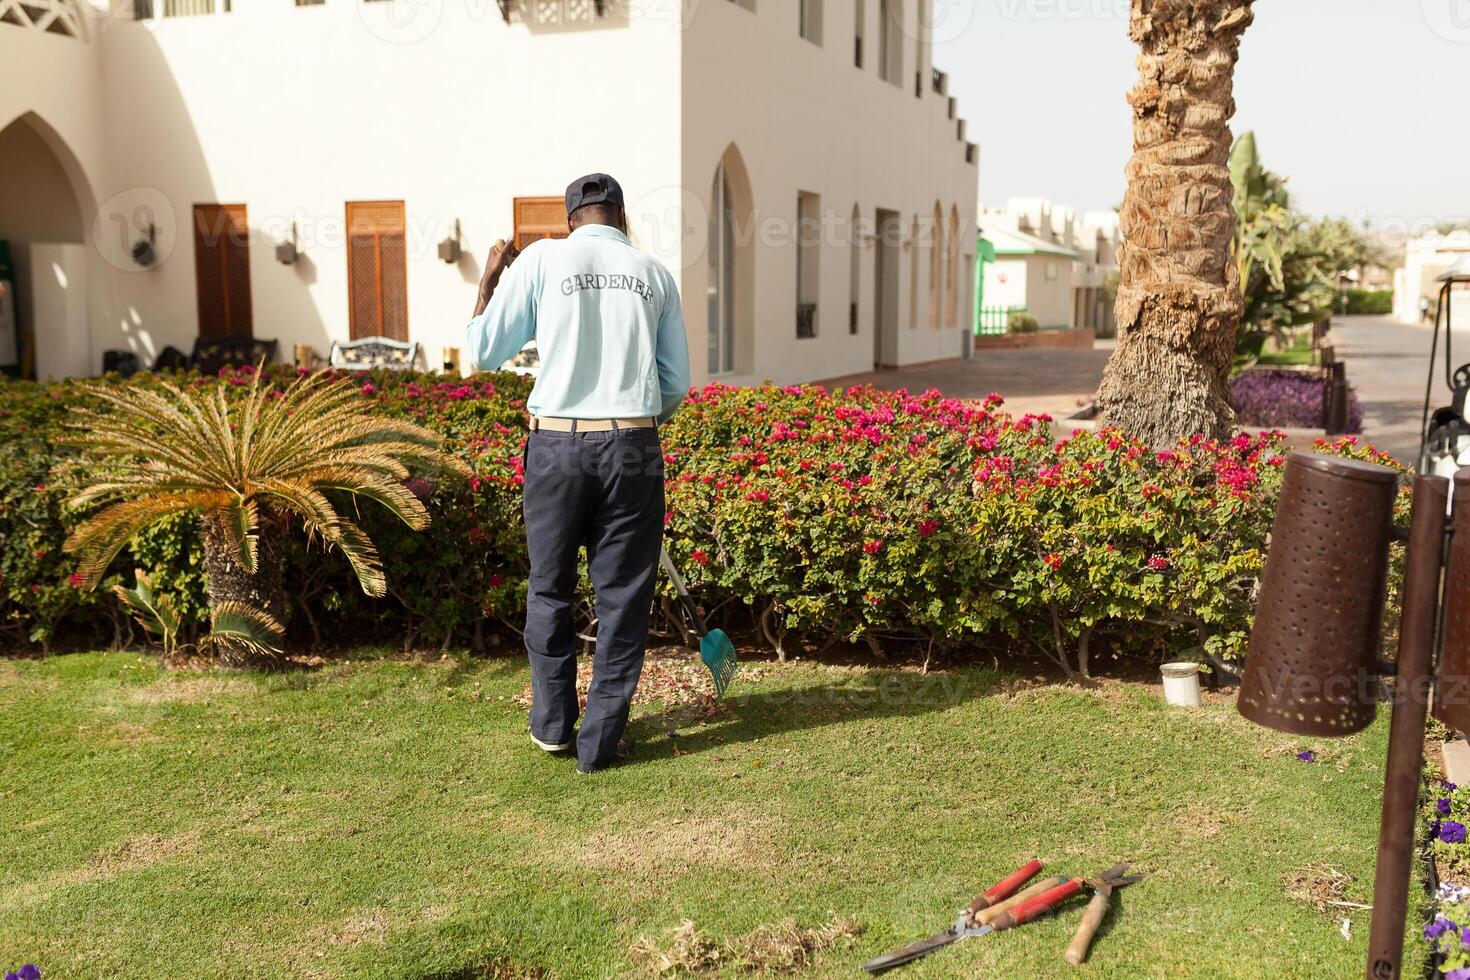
{"left": 465, "top": 173, "right": 691, "bottom": 774}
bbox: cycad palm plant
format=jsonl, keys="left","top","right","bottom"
{"left": 65, "top": 371, "right": 456, "bottom": 659}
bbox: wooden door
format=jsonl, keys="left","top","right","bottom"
{"left": 193, "top": 204, "right": 253, "bottom": 339}
{"left": 345, "top": 201, "right": 408, "bottom": 341}
{"left": 513, "top": 197, "right": 569, "bottom": 250}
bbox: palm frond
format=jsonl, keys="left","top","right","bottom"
{"left": 111, "top": 569, "right": 183, "bottom": 654}
{"left": 203, "top": 601, "right": 284, "bottom": 658}
{"left": 66, "top": 491, "right": 233, "bottom": 588}
{"left": 219, "top": 496, "right": 261, "bottom": 573}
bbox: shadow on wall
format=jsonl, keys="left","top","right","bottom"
{"left": 1, "top": 25, "right": 335, "bottom": 379}
{"left": 95, "top": 27, "right": 333, "bottom": 373}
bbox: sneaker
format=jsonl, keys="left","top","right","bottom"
{"left": 576, "top": 737, "right": 635, "bottom": 775}
{"left": 531, "top": 733, "right": 573, "bottom": 753}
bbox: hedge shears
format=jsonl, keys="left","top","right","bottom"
{"left": 861, "top": 861, "right": 1141, "bottom": 973}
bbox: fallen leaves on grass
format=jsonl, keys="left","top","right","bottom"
{"left": 1282, "top": 862, "right": 1369, "bottom": 917}
{"left": 628, "top": 915, "right": 862, "bottom": 975}
{"left": 510, "top": 646, "right": 766, "bottom": 713}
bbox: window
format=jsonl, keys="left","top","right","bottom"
{"left": 928, "top": 203, "right": 942, "bottom": 329}
{"left": 796, "top": 192, "right": 820, "bottom": 339}
{"left": 513, "top": 196, "right": 569, "bottom": 250}
{"left": 908, "top": 213, "right": 919, "bottom": 329}
{"left": 164, "top": 0, "right": 222, "bottom": 15}
{"left": 878, "top": 0, "right": 902, "bottom": 86}
{"left": 945, "top": 207, "right": 960, "bottom": 327}
{"left": 799, "top": 0, "right": 821, "bottom": 44}
{"left": 854, "top": 0, "right": 864, "bottom": 66}
{"left": 709, "top": 166, "right": 736, "bottom": 374}
{"left": 849, "top": 204, "right": 862, "bottom": 335}
{"left": 345, "top": 201, "right": 409, "bottom": 341}
{"left": 192, "top": 204, "right": 252, "bottom": 340}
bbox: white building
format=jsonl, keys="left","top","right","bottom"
{"left": 977, "top": 197, "right": 1117, "bottom": 336}
{"left": 0, "top": 0, "right": 978, "bottom": 384}
{"left": 1394, "top": 231, "right": 1470, "bottom": 323}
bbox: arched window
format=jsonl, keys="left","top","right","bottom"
{"left": 708, "top": 145, "right": 753, "bottom": 377}
{"left": 849, "top": 204, "right": 862, "bottom": 334}
{"left": 928, "top": 202, "right": 942, "bottom": 329}
{"left": 946, "top": 206, "right": 960, "bottom": 328}
{"left": 908, "top": 213, "right": 920, "bottom": 330}
{"left": 878, "top": 0, "right": 902, "bottom": 86}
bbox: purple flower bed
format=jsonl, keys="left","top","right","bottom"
{"left": 1230, "top": 368, "right": 1363, "bottom": 433}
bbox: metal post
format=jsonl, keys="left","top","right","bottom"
{"left": 1366, "top": 475, "right": 1449, "bottom": 980}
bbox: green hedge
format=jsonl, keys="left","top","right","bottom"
{"left": 1339, "top": 289, "right": 1393, "bottom": 316}
{"left": 0, "top": 368, "right": 1407, "bottom": 673}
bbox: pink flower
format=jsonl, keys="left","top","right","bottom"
{"left": 361, "top": 381, "right": 378, "bottom": 396}
{"left": 68, "top": 572, "right": 85, "bottom": 588}
{"left": 747, "top": 489, "right": 770, "bottom": 502}
{"left": 1148, "top": 554, "right": 1169, "bottom": 571}
{"left": 917, "top": 518, "right": 941, "bottom": 538}
{"left": 863, "top": 539, "right": 883, "bottom": 555}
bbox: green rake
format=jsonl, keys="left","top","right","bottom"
{"left": 659, "top": 546, "right": 737, "bottom": 700}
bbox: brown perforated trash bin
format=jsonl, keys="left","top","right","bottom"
{"left": 1435, "top": 471, "right": 1470, "bottom": 731}
{"left": 1238, "top": 452, "right": 1399, "bottom": 736}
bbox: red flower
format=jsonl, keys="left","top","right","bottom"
{"left": 1148, "top": 554, "right": 1169, "bottom": 571}
{"left": 864, "top": 539, "right": 883, "bottom": 555}
{"left": 68, "top": 572, "right": 85, "bottom": 588}
{"left": 488, "top": 574, "right": 504, "bottom": 588}
{"left": 917, "top": 518, "right": 940, "bottom": 538}
{"left": 691, "top": 549, "right": 709, "bottom": 565}
{"left": 1044, "top": 552, "right": 1063, "bottom": 571}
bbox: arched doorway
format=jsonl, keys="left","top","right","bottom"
{"left": 708, "top": 143, "right": 754, "bottom": 378}
{"left": 0, "top": 111, "right": 96, "bottom": 379}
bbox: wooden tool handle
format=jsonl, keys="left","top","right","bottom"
{"left": 1063, "top": 890, "right": 1111, "bottom": 965}
{"left": 966, "top": 859, "right": 1043, "bottom": 917}
{"left": 993, "top": 879, "right": 1083, "bottom": 930}
{"left": 976, "top": 876, "right": 1066, "bottom": 925}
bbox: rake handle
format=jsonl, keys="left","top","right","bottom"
{"left": 659, "top": 546, "right": 710, "bottom": 636}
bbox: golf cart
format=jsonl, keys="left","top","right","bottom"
{"left": 1419, "top": 257, "right": 1470, "bottom": 475}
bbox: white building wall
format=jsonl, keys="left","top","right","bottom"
{"left": 681, "top": 0, "right": 978, "bottom": 382}
{"left": 89, "top": 0, "right": 683, "bottom": 368}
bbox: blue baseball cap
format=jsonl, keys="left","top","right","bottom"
{"left": 565, "top": 173, "right": 625, "bottom": 215}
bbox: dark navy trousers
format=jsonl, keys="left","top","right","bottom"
{"left": 522, "top": 425, "right": 664, "bottom": 770}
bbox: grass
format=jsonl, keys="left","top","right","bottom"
{"left": 0, "top": 649, "right": 1406, "bottom": 978}
{"left": 1255, "top": 331, "right": 1319, "bottom": 367}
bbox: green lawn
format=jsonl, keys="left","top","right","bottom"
{"left": 0, "top": 650, "right": 1404, "bottom": 978}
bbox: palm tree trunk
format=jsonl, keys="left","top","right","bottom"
{"left": 200, "top": 513, "right": 287, "bottom": 663}
{"left": 1096, "top": 0, "right": 1254, "bottom": 446}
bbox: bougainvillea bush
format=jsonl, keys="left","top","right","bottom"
{"left": 0, "top": 369, "right": 1404, "bottom": 674}
{"left": 1231, "top": 367, "right": 1364, "bottom": 433}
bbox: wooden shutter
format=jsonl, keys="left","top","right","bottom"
{"left": 345, "top": 201, "right": 409, "bottom": 341}
{"left": 513, "top": 197, "right": 569, "bottom": 250}
{"left": 193, "top": 204, "right": 253, "bottom": 340}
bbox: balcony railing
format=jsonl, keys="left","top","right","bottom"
{"left": 0, "top": 0, "right": 85, "bottom": 38}
{"left": 797, "top": 303, "right": 818, "bottom": 340}
{"left": 497, "top": 0, "right": 605, "bottom": 23}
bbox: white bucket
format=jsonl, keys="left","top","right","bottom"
{"left": 1160, "top": 662, "right": 1202, "bottom": 707}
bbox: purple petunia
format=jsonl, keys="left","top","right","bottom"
{"left": 1296, "top": 750, "right": 1316, "bottom": 763}
{"left": 1449, "top": 782, "right": 1460, "bottom": 792}
{"left": 1442, "top": 798, "right": 1455, "bottom": 816}
{"left": 1442, "top": 821, "right": 1469, "bottom": 844}
{"left": 4, "top": 968, "right": 39, "bottom": 980}
{"left": 1428, "top": 915, "right": 1461, "bottom": 940}
{"left": 1446, "top": 968, "right": 1470, "bottom": 980}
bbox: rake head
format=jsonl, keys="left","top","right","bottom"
{"left": 700, "top": 628, "right": 738, "bottom": 700}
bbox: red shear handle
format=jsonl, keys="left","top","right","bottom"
{"left": 966, "top": 858, "right": 1044, "bottom": 916}
{"left": 994, "top": 879, "right": 1084, "bottom": 930}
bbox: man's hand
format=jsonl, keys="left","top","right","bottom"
{"left": 474, "top": 238, "right": 518, "bottom": 316}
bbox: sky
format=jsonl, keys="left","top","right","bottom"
{"left": 931, "top": 0, "right": 1470, "bottom": 236}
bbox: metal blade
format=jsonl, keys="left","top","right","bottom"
{"left": 862, "top": 924, "right": 990, "bottom": 974}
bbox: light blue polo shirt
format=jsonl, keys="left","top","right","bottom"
{"left": 465, "top": 224, "right": 691, "bottom": 424}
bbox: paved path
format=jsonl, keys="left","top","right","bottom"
{"left": 819, "top": 341, "right": 1113, "bottom": 419}
{"left": 1331, "top": 315, "right": 1434, "bottom": 466}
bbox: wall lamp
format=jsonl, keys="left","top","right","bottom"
{"left": 438, "top": 219, "right": 463, "bottom": 264}
{"left": 276, "top": 221, "right": 300, "bottom": 265}
{"left": 131, "top": 223, "right": 157, "bottom": 267}
{"left": 1237, "top": 452, "right": 1459, "bottom": 980}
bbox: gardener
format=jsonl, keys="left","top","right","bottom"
{"left": 465, "top": 173, "right": 691, "bottom": 775}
